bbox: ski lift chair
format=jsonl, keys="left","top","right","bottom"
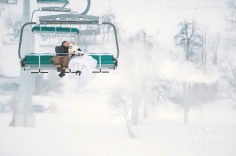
{"left": 19, "top": 14, "right": 119, "bottom": 73}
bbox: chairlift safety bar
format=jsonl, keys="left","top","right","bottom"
{"left": 40, "top": 7, "right": 71, "bottom": 12}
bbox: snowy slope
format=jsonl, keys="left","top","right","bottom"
{"left": 0, "top": 91, "right": 236, "bottom": 156}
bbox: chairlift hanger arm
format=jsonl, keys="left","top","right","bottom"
{"left": 18, "top": 22, "right": 36, "bottom": 59}
{"left": 102, "top": 22, "right": 119, "bottom": 58}
{"left": 81, "top": 0, "right": 91, "bottom": 15}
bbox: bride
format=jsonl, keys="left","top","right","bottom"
{"left": 68, "top": 42, "right": 97, "bottom": 87}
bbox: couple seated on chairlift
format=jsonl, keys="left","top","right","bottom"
{"left": 54, "top": 41, "right": 97, "bottom": 86}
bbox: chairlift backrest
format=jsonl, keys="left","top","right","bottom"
{"left": 37, "top": 0, "right": 68, "bottom": 3}
{"left": 32, "top": 26, "right": 79, "bottom": 34}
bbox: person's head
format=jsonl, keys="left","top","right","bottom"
{"left": 69, "top": 42, "right": 75, "bottom": 48}
{"left": 61, "top": 41, "right": 70, "bottom": 47}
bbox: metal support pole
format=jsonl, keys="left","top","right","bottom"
{"left": 14, "top": 0, "right": 35, "bottom": 127}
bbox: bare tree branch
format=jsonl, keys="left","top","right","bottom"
{"left": 175, "top": 19, "right": 202, "bottom": 62}
{"left": 0, "top": 4, "right": 6, "bottom": 16}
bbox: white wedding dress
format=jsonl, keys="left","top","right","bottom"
{"left": 68, "top": 53, "right": 97, "bottom": 88}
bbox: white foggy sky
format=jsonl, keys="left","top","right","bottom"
{"left": 1, "top": 0, "right": 229, "bottom": 45}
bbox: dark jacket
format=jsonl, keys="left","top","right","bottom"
{"left": 53, "top": 45, "right": 69, "bottom": 72}
{"left": 55, "top": 45, "right": 69, "bottom": 56}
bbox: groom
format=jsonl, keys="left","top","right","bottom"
{"left": 54, "top": 41, "right": 70, "bottom": 78}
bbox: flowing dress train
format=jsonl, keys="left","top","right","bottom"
{"left": 68, "top": 54, "right": 97, "bottom": 88}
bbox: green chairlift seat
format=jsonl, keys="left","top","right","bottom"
{"left": 22, "top": 53, "right": 54, "bottom": 68}
{"left": 21, "top": 53, "right": 117, "bottom": 73}
{"left": 32, "top": 26, "right": 79, "bottom": 33}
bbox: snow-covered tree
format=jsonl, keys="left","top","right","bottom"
{"left": 3, "top": 11, "right": 21, "bottom": 37}
{"left": 175, "top": 19, "right": 202, "bottom": 62}
{"left": 170, "top": 82, "right": 217, "bottom": 125}
{"left": 210, "top": 33, "right": 221, "bottom": 66}
{"left": 199, "top": 30, "right": 221, "bottom": 71}
{"left": 101, "top": 11, "right": 116, "bottom": 42}
{"left": 199, "top": 30, "right": 208, "bottom": 71}
{"left": 223, "top": 61, "right": 236, "bottom": 103}
{"left": 0, "top": 4, "right": 6, "bottom": 16}
{"left": 222, "top": 0, "right": 236, "bottom": 103}
{"left": 109, "top": 30, "right": 159, "bottom": 137}
{"left": 226, "top": 0, "right": 236, "bottom": 30}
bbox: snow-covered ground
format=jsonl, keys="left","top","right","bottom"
{"left": 0, "top": 90, "right": 236, "bottom": 156}
{"left": 1, "top": 75, "right": 236, "bottom": 156}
